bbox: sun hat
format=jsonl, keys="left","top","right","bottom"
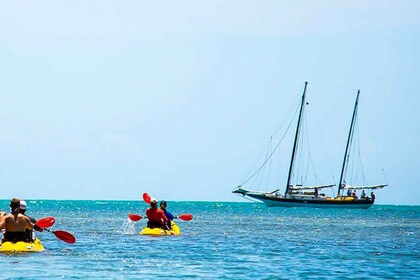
{"left": 20, "top": 200, "right": 27, "bottom": 210}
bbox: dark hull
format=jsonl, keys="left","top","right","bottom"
{"left": 246, "top": 193, "right": 374, "bottom": 209}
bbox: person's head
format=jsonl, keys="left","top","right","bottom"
{"left": 150, "top": 198, "right": 158, "bottom": 208}
{"left": 160, "top": 200, "right": 167, "bottom": 210}
{"left": 19, "top": 200, "right": 27, "bottom": 214}
{"left": 10, "top": 198, "right": 20, "bottom": 213}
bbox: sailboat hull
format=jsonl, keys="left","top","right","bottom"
{"left": 244, "top": 193, "right": 374, "bottom": 209}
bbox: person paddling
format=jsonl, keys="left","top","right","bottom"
{"left": 160, "top": 200, "right": 175, "bottom": 229}
{"left": 19, "top": 200, "right": 43, "bottom": 242}
{"left": 0, "top": 198, "right": 34, "bottom": 243}
{"left": 145, "top": 198, "right": 168, "bottom": 229}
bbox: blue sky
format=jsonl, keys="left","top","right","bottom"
{"left": 0, "top": 1, "right": 419, "bottom": 204}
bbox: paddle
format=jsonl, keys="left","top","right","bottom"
{"left": 178, "top": 214, "right": 193, "bottom": 221}
{"left": 33, "top": 216, "right": 75, "bottom": 244}
{"left": 128, "top": 214, "right": 142, "bottom": 221}
{"left": 128, "top": 213, "right": 193, "bottom": 221}
{"left": 143, "top": 193, "right": 151, "bottom": 204}
{"left": 43, "top": 228, "right": 76, "bottom": 244}
{"left": 125, "top": 193, "right": 150, "bottom": 222}
{"left": 36, "top": 216, "right": 56, "bottom": 228}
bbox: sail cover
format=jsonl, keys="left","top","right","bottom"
{"left": 289, "top": 184, "right": 335, "bottom": 190}
{"left": 343, "top": 184, "right": 387, "bottom": 190}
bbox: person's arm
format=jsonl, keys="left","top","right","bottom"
{"left": 24, "top": 216, "right": 34, "bottom": 231}
{"left": 34, "top": 224, "right": 42, "bottom": 232}
{"left": 166, "top": 211, "right": 175, "bottom": 220}
{"left": 0, "top": 214, "right": 6, "bottom": 231}
{"left": 160, "top": 211, "right": 168, "bottom": 223}
{"left": 28, "top": 216, "right": 42, "bottom": 232}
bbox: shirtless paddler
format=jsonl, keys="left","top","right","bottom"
{"left": 0, "top": 198, "right": 34, "bottom": 243}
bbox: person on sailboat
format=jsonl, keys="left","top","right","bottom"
{"left": 145, "top": 198, "right": 169, "bottom": 229}
{"left": 160, "top": 200, "right": 174, "bottom": 229}
{"left": 361, "top": 190, "right": 366, "bottom": 199}
{"left": 371, "top": 192, "right": 375, "bottom": 201}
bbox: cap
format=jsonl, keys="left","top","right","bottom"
{"left": 20, "top": 200, "right": 27, "bottom": 210}
{"left": 150, "top": 198, "right": 158, "bottom": 204}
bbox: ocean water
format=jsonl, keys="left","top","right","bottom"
{"left": 0, "top": 200, "right": 418, "bottom": 279}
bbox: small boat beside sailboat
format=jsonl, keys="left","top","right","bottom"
{"left": 233, "top": 82, "right": 387, "bottom": 209}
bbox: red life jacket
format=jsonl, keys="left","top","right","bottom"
{"left": 146, "top": 207, "right": 168, "bottom": 224}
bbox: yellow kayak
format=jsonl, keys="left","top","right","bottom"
{"left": 0, "top": 238, "right": 45, "bottom": 253}
{"left": 140, "top": 221, "right": 181, "bottom": 236}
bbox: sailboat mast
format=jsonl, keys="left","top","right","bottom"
{"left": 337, "top": 90, "right": 360, "bottom": 197}
{"left": 285, "top": 81, "right": 308, "bottom": 196}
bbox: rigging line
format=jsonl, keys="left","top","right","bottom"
{"left": 310, "top": 82, "right": 359, "bottom": 92}
{"left": 239, "top": 136, "right": 275, "bottom": 184}
{"left": 239, "top": 90, "right": 301, "bottom": 184}
{"left": 343, "top": 104, "right": 358, "bottom": 186}
{"left": 350, "top": 121, "right": 358, "bottom": 184}
{"left": 270, "top": 84, "right": 305, "bottom": 138}
{"left": 295, "top": 109, "right": 308, "bottom": 185}
{"left": 257, "top": 137, "right": 273, "bottom": 189}
{"left": 240, "top": 104, "right": 300, "bottom": 186}
{"left": 309, "top": 152, "right": 319, "bottom": 185}
{"left": 304, "top": 112, "right": 312, "bottom": 185}
{"left": 304, "top": 109, "right": 320, "bottom": 185}
{"left": 257, "top": 141, "right": 269, "bottom": 189}
{"left": 352, "top": 127, "right": 361, "bottom": 185}
{"left": 303, "top": 113, "right": 311, "bottom": 185}
{"left": 345, "top": 136, "right": 357, "bottom": 184}
{"left": 294, "top": 118, "right": 302, "bottom": 184}
{"left": 305, "top": 123, "right": 319, "bottom": 186}
{"left": 256, "top": 165, "right": 264, "bottom": 189}
{"left": 356, "top": 121, "right": 367, "bottom": 185}
{"left": 360, "top": 100, "right": 389, "bottom": 184}
{"left": 267, "top": 137, "right": 273, "bottom": 187}
{"left": 303, "top": 152, "right": 310, "bottom": 185}
{"left": 347, "top": 136, "right": 353, "bottom": 184}
{"left": 311, "top": 92, "right": 336, "bottom": 185}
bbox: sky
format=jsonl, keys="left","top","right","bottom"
{"left": 0, "top": 1, "right": 419, "bottom": 204}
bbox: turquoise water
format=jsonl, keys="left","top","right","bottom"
{"left": 0, "top": 200, "right": 419, "bottom": 279}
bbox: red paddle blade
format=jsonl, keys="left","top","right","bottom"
{"left": 142, "top": 193, "right": 151, "bottom": 204}
{"left": 53, "top": 230, "right": 76, "bottom": 244}
{"left": 36, "top": 217, "right": 56, "bottom": 228}
{"left": 179, "top": 214, "right": 193, "bottom": 221}
{"left": 128, "top": 214, "right": 142, "bottom": 221}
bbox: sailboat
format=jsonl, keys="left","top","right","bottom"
{"left": 232, "top": 82, "right": 387, "bottom": 208}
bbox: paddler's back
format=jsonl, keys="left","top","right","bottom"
{"left": 4, "top": 213, "right": 33, "bottom": 232}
